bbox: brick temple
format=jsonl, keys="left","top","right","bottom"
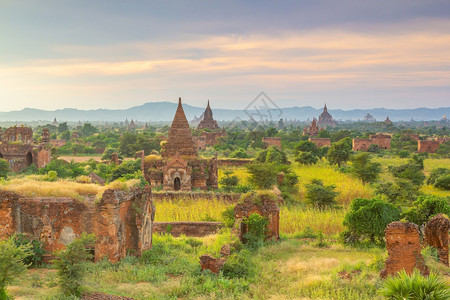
{"left": 143, "top": 98, "right": 218, "bottom": 191}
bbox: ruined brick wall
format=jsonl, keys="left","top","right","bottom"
{"left": 309, "top": 138, "right": 331, "bottom": 147}
{"left": 369, "top": 134, "right": 391, "bottom": 149}
{"left": 153, "top": 222, "right": 223, "bottom": 237}
{"left": 50, "top": 139, "right": 67, "bottom": 148}
{"left": 218, "top": 159, "right": 252, "bottom": 167}
{"left": 2, "top": 126, "right": 33, "bottom": 143}
{"left": 33, "top": 146, "right": 52, "bottom": 168}
{"left": 202, "top": 131, "right": 223, "bottom": 146}
{"left": 352, "top": 138, "right": 372, "bottom": 151}
{"left": 380, "top": 222, "right": 429, "bottom": 278}
{"left": 418, "top": 140, "right": 441, "bottom": 153}
{"left": 193, "top": 136, "right": 206, "bottom": 150}
{"left": 262, "top": 137, "right": 282, "bottom": 149}
{"left": 0, "top": 187, "right": 154, "bottom": 263}
{"left": 234, "top": 192, "right": 280, "bottom": 242}
{"left": 0, "top": 143, "right": 34, "bottom": 172}
{"left": 152, "top": 191, "right": 240, "bottom": 203}
{"left": 424, "top": 214, "right": 449, "bottom": 266}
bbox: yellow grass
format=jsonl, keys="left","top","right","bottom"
{"left": 0, "top": 176, "right": 141, "bottom": 199}
{"left": 280, "top": 207, "right": 345, "bottom": 235}
{"left": 154, "top": 197, "right": 345, "bottom": 235}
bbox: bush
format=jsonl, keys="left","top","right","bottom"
{"left": 222, "top": 249, "right": 255, "bottom": 279}
{"left": 295, "top": 151, "right": 318, "bottom": 165}
{"left": 326, "top": 138, "right": 352, "bottom": 167}
{"left": 219, "top": 171, "right": 239, "bottom": 192}
{"left": 53, "top": 233, "right": 96, "bottom": 297}
{"left": 242, "top": 213, "right": 268, "bottom": 248}
{"left": 343, "top": 198, "right": 400, "bottom": 244}
{"left": 379, "top": 269, "right": 449, "bottom": 300}
{"left": 427, "top": 168, "right": 449, "bottom": 186}
{"left": 0, "top": 238, "right": 32, "bottom": 299}
{"left": 229, "top": 148, "right": 249, "bottom": 159}
{"left": 0, "top": 158, "right": 9, "bottom": 179}
{"left": 434, "top": 174, "right": 450, "bottom": 190}
{"left": 375, "top": 179, "right": 421, "bottom": 205}
{"left": 389, "top": 154, "right": 425, "bottom": 186}
{"left": 349, "top": 152, "right": 382, "bottom": 184}
{"left": 12, "top": 234, "right": 46, "bottom": 267}
{"left": 246, "top": 162, "right": 279, "bottom": 189}
{"left": 255, "top": 146, "right": 288, "bottom": 164}
{"left": 304, "top": 179, "right": 339, "bottom": 208}
{"left": 221, "top": 206, "right": 236, "bottom": 228}
{"left": 398, "top": 150, "right": 410, "bottom": 158}
{"left": 402, "top": 195, "right": 450, "bottom": 226}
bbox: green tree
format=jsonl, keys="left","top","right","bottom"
{"left": 57, "top": 122, "right": 68, "bottom": 133}
{"left": 434, "top": 174, "right": 450, "bottom": 190}
{"left": 349, "top": 152, "right": 381, "bottom": 184}
{"left": 389, "top": 155, "right": 425, "bottom": 186}
{"left": 118, "top": 132, "right": 138, "bottom": 157}
{"left": 59, "top": 130, "right": 71, "bottom": 141}
{"left": 296, "top": 151, "right": 318, "bottom": 165}
{"left": 375, "top": 179, "right": 421, "bottom": 205}
{"left": 402, "top": 195, "right": 450, "bottom": 226}
{"left": 317, "top": 130, "right": 331, "bottom": 138}
{"left": 255, "top": 146, "right": 288, "bottom": 164}
{"left": 0, "top": 238, "right": 31, "bottom": 299}
{"left": 343, "top": 198, "right": 400, "bottom": 244}
{"left": 80, "top": 123, "right": 97, "bottom": 137}
{"left": 229, "top": 148, "right": 249, "bottom": 158}
{"left": 326, "top": 138, "right": 352, "bottom": 167}
{"left": 294, "top": 141, "right": 318, "bottom": 156}
{"left": 246, "top": 162, "right": 279, "bottom": 189}
{"left": 0, "top": 159, "right": 9, "bottom": 179}
{"left": 427, "top": 168, "right": 449, "bottom": 185}
{"left": 219, "top": 171, "right": 239, "bottom": 192}
{"left": 304, "top": 179, "right": 339, "bottom": 208}
{"left": 53, "top": 233, "right": 96, "bottom": 297}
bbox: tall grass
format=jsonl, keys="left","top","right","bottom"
{"left": 0, "top": 176, "right": 141, "bottom": 199}
{"left": 281, "top": 207, "right": 345, "bottom": 235}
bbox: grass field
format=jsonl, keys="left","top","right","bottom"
{"left": 8, "top": 234, "right": 449, "bottom": 300}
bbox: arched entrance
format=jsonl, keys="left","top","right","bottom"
{"left": 174, "top": 177, "right": 181, "bottom": 191}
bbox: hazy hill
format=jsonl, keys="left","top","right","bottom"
{"left": 0, "top": 102, "right": 448, "bottom": 122}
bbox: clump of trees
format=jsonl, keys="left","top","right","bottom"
{"left": 304, "top": 179, "right": 339, "bottom": 208}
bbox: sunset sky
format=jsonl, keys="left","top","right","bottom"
{"left": 1, "top": 1, "right": 449, "bottom": 111}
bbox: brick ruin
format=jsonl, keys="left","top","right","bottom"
{"left": 197, "top": 100, "right": 219, "bottom": 130}
{"left": 418, "top": 138, "right": 449, "bottom": 153}
{"left": 142, "top": 98, "right": 218, "bottom": 191}
{"left": 424, "top": 214, "right": 449, "bottom": 266}
{"left": 0, "top": 126, "right": 51, "bottom": 172}
{"left": 0, "top": 187, "right": 154, "bottom": 262}
{"left": 234, "top": 192, "right": 280, "bottom": 242}
{"left": 303, "top": 118, "right": 319, "bottom": 136}
{"left": 194, "top": 101, "right": 226, "bottom": 148}
{"left": 380, "top": 222, "right": 429, "bottom": 278}
{"left": 352, "top": 133, "right": 391, "bottom": 151}
{"left": 309, "top": 137, "right": 331, "bottom": 147}
{"left": 262, "top": 137, "right": 282, "bottom": 149}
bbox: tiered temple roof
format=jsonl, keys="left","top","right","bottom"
{"left": 197, "top": 100, "right": 219, "bottom": 130}
{"left": 162, "top": 98, "right": 197, "bottom": 157}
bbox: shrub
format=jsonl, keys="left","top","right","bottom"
{"left": 389, "top": 154, "right": 425, "bottom": 186}
{"left": 219, "top": 171, "right": 239, "bottom": 192}
{"left": 343, "top": 198, "right": 400, "bottom": 244}
{"left": 434, "top": 174, "right": 450, "bottom": 190}
{"left": 246, "top": 162, "right": 279, "bottom": 189}
{"left": 304, "top": 179, "right": 339, "bottom": 208}
{"left": 53, "top": 233, "right": 96, "bottom": 297}
{"left": 0, "top": 238, "right": 31, "bottom": 299}
{"left": 379, "top": 269, "right": 449, "bottom": 300}
{"left": 349, "top": 152, "right": 382, "bottom": 184}
{"left": 12, "top": 234, "right": 46, "bottom": 267}
{"left": 296, "top": 151, "right": 318, "bottom": 165}
{"left": 0, "top": 158, "right": 9, "bottom": 179}
{"left": 221, "top": 206, "right": 236, "bottom": 228}
{"left": 402, "top": 195, "right": 450, "bottom": 226}
{"left": 242, "top": 213, "right": 268, "bottom": 248}
{"left": 375, "top": 179, "right": 421, "bottom": 205}
{"left": 326, "top": 138, "right": 352, "bottom": 167}
{"left": 427, "top": 168, "right": 449, "bottom": 186}
{"left": 222, "top": 249, "right": 255, "bottom": 279}
{"left": 229, "top": 148, "right": 249, "bottom": 159}
{"left": 398, "top": 150, "right": 410, "bottom": 158}
{"left": 255, "top": 146, "right": 288, "bottom": 164}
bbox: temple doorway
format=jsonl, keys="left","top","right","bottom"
{"left": 174, "top": 177, "right": 181, "bottom": 191}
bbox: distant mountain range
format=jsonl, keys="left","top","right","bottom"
{"left": 0, "top": 102, "right": 448, "bottom": 123}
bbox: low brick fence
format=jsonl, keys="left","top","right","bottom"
{"left": 153, "top": 221, "right": 224, "bottom": 237}
{"left": 152, "top": 191, "right": 241, "bottom": 203}
{"left": 218, "top": 158, "right": 252, "bottom": 167}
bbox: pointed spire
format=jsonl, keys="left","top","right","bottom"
{"left": 324, "top": 103, "right": 327, "bottom": 112}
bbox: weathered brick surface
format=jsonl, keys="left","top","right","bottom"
{"left": 353, "top": 134, "right": 391, "bottom": 151}
{"left": 309, "top": 138, "right": 331, "bottom": 147}
{"left": 234, "top": 193, "right": 280, "bottom": 242}
{"left": 0, "top": 187, "right": 154, "bottom": 262}
{"left": 153, "top": 221, "right": 223, "bottom": 237}
{"left": 418, "top": 140, "right": 441, "bottom": 153}
{"left": 424, "top": 214, "right": 450, "bottom": 266}
{"left": 263, "top": 137, "right": 282, "bottom": 149}
{"left": 199, "top": 255, "right": 225, "bottom": 274}
{"left": 380, "top": 222, "right": 429, "bottom": 278}
{"left": 197, "top": 100, "right": 219, "bottom": 130}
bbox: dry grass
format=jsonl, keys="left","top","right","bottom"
{"left": 281, "top": 207, "right": 345, "bottom": 235}
{"left": 0, "top": 176, "right": 141, "bottom": 200}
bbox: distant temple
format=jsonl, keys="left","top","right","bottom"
{"left": 303, "top": 118, "right": 319, "bottom": 136}
{"left": 197, "top": 100, "right": 219, "bottom": 130}
{"left": 317, "top": 104, "right": 337, "bottom": 128}
{"left": 142, "top": 98, "right": 218, "bottom": 191}
{"left": 363, "top": 113, "right": 376, "bottom": 122}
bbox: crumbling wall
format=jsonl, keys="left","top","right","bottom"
{"left": 380, "top": 222, "right": 429, "bottom": 278}
{"left": 234, "top": 192, "right": 280, "bottom": 242}
{"left": 0, "top": 187, "right": 154, "bottom": 263}
{"left": 418, "top": 140, "right": 441, "bottom": 153}
{"left": 262, "top": 137, "right": 282, "bottom": 149}
{"left": 153, "top": 221, "right": 223, "bottom": 237}
{"left": 424, "top": 214, "right": 449, "bottom": 266}
{"left": 309, "top": 138, "right": 331, "bottom": 147}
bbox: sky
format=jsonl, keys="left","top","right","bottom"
{"left": 1, "top": 0, "right": 449, "bottom": 111}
